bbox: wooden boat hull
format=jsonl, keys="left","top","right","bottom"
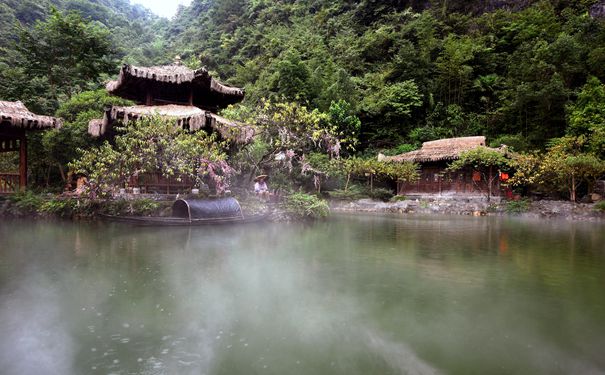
{"left": 99, "top": 213, "right": 268, "bottom": 226}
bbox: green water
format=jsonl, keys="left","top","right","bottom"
{"left": 0, "top": 215, "right": 604, "bottom": 374}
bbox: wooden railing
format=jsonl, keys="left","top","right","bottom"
{"left": 136, "top": 173, "right": 194, "bottom": 194}
{"left": 0, "top": 173, "right": 19, "bottom": 194}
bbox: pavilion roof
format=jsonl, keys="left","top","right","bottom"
{"left": 106, "top": 64, "right": 245, "bottom": 110}
{"left": 0, "top": 101, "right": 62, "bottom": 130}
{"left": 88, "top": 104, "right": 255, "bottom": 144}
{"left": 388, "top": 136, "right": 491, "bottom": 163}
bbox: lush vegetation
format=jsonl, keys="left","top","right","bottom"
{"left": 166, "top": 0, "right": 605, "bottom": 152}
{"left": 0, "top": 0, "right": 604, "bottom": 209}
{"left": 70, "top": 116, "right": 232, "bottom": 196}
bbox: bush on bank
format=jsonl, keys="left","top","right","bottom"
{"left": 2, "top": 192, "right": 168, "bottom": 218}
{"left": 282, "top": 192, "right": 330, "bottom": 219}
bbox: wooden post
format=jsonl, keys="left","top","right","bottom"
{"left": 146, "top": 90, "right": 153, "bottom": 106}
{"left": 19, "top": 132, "right": 27, "bottom": 191}
{"left": 188, "top": 88, "right": 194, "bottom": 106}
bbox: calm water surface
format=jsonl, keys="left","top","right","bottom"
{"left": 0, "top": 215, "right": 604, "bottom": 374}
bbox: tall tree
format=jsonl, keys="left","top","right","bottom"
{"left": 15, "top": 8, "right": 116, "bottom": 112}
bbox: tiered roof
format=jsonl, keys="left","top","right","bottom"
{"left": 0, "top": 101, "right": 62, "bottom": 130}
{"left": 107, "top": 64, "right": 244, "bottom": 110}
{"left": 89, "top": 61, "right": 251, "bottom": 143}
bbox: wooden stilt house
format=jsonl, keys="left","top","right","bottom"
{"left": 0, "top": 101, "right": 62, "bottom": 193}
{"left": 387, "top": 136, "right": 505, "bottom": 197}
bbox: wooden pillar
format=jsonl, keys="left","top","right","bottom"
{"left": 188, "top": 88, "right": 193, "bottom": 106}
{"left": 19, "top": 132, "right": 27, "bottom": 191}
{"left": 146, "top": 90, "right": 153, "bottom": 106}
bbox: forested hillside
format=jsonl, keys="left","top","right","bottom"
{"left": 1, "top": 0, "right": 605, "bottom": 154}
{"left": 0, "top": 0, "right": 167, "bottom": 61}
{"left": 0, "top": 0, "right": 167, "bottom": 113}
{"left": 165, "top": 0, "right": 605, "bottom": 152}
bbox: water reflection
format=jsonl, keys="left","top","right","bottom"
{"left": 0, "top": 216, "right": 604, "bottom": 374}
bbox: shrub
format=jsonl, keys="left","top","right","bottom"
{"left": 8, "top": 191, "right": 44, "bottom": 212}
{"left": 367, "top": 187, "right": 394, "bottom": 201}
{"left": 40, "top": 199, "right": 74, "bottom": 217}
{"left": 283, "top": 192, "right": 330, "bottom": 219}
{"left": 594, "top": 200, "right": 605, "bottom": 212}
{"left": 390, "top": 195, "right": 407, "bottom": 202}
{"left": 505, "top": 199, "right": 531, "bottom": 214}
{"left": 130, "top": 199, "right": 162, "bottom": 216}
{"left": 327, "top": 185, "right": 366, "bottom": 200}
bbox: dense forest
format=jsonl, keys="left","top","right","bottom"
{"left": 1, "top": 0, "right": 604, "bottom": 200}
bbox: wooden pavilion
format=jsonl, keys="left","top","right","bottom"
{"left": 88, "top": 60, "right": 254, "bottom": 143}
{"left": 0, "top": 101, "right": 62, "bottom": 193}
{"left": 386, "top": 136, "right": 506, "bottom": 197}
{"left": 87, "top": 59, "right": 254, "bottom": 193}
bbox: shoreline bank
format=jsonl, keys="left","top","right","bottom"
{"left": 1, "top": 194, "right": 604, "bottom": 223}
{"left": 329, "top": 198, "right": 605, "bottom": 222}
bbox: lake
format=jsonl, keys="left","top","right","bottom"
{"left": 1, "top": 215, "right": 604, "bottom": 374}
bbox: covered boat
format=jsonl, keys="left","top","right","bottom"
{"left": 101, "top": 197, "right": 265, "bottom": 226}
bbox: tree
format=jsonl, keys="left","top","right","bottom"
{"left": 223, "top": 100, "right": 357, "bottom": 185}
{"left": 339, "top": 157, "right": 418, "bottom": 192}
{"left": 566, "top": 76, "right": 605, "bottom": 159}
{"left": 536, "top": 137, "right": 605, "bottom": 202}
{"left": 15, "top": 8, "right": 116, "bottom": 111}
{"left": 70, "top": 117, "right": 232, "bottom": 196}
{"left": 448, "top": 147, "right": 509, "bottom": 202}
{"left": 29, "top": 90, "right": 134, "bottom": 187}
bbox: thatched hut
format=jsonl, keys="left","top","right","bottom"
{"left": 88, "top": 61, "right": 252, "bottom": 143}
{"left": 0, "top": 101, "right": 62, "bottom": 193}
{"left": 385, "top": 136, "right": 505, "bottom": 197}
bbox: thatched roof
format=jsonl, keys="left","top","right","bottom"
{"left": 107, "top": 64, "right": 244, "bottom": 110}
{"left": 0, "top": 101, "right": 62, "bottom": 130}
{"left": 88, "top": 104, "right": 254, "bottom": 144}
{"left": 389, "top": 136, "right": 489, "bottom": 163}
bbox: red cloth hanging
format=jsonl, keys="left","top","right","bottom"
{"left": 500, "top": 172, "right": 509, "bottom": 181}
{"left": 472, "top": 171, "right": 481, "bottom": 182}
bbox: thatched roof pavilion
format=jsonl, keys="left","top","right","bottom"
{"left": 88, "top": 104, "right": 255, "bottom": 144}
{"left": 107, "top": 63, "right": 244, "bottom": 111}
{"left": 388, "top": 136, "right": 489, "bottom": 163}
{"left": 0, "top": 101, "right": 62, "bottom": 192}
{"left": 89, "top": 59, "right": 252, "bottom": 144}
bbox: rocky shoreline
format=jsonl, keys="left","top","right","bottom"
{"left": 330, "top": 198, "right": 605, "bottom": 222}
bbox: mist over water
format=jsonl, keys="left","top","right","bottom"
{"left": 1, "top": 215, "right": 604, "bottom": 374}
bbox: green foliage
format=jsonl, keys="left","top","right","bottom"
{"left": 566, "top": 76, "right": 605, "bottom": 158}
{"left": 99, "top": 198, "right": 162, "bottom": 217}
{"left": 594, "top": 201, "right": 605, "bottom": 212}
{"left": 14, "top": 8, "right": 116, "bottom": 111}
{"left": 282, "top": 192, "right": 330, "bottom": 219}
{"left": 327, "top": 185, "right": 366, "bottom": 200}
{"left": 448, "top": 147, "right": 509, "bottom": 172}
{"left": 536, "top": 136, "right": 605, "bottom": 201}
{"left": 70, "top": 116, "right": 232, "bottom": 196}
{"left": 5, "top": 0, "right": 605, "bottom": 196}
{"left": 510, "top": 136, "right": 605, "bottom": 201}
{"left": 39, "top": 198, "right": 75, "bottom": 217}
{"left": 505, "top": 199, "right": 531, "bottom": 214}
{"left": 448, "top": 147, "right": 510, "bottom": 201}
{"left": 8, "top": 191, "right": 44, "bottom": 212}
{"left": 489, "top": 134, "right": 530, "bottom": 152}
{"left": 367, "top": 187, "right": 394, "bottom": 201}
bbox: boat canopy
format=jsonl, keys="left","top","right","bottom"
{"left": 172, "top": 198, "right": 243, "bottom": 220}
